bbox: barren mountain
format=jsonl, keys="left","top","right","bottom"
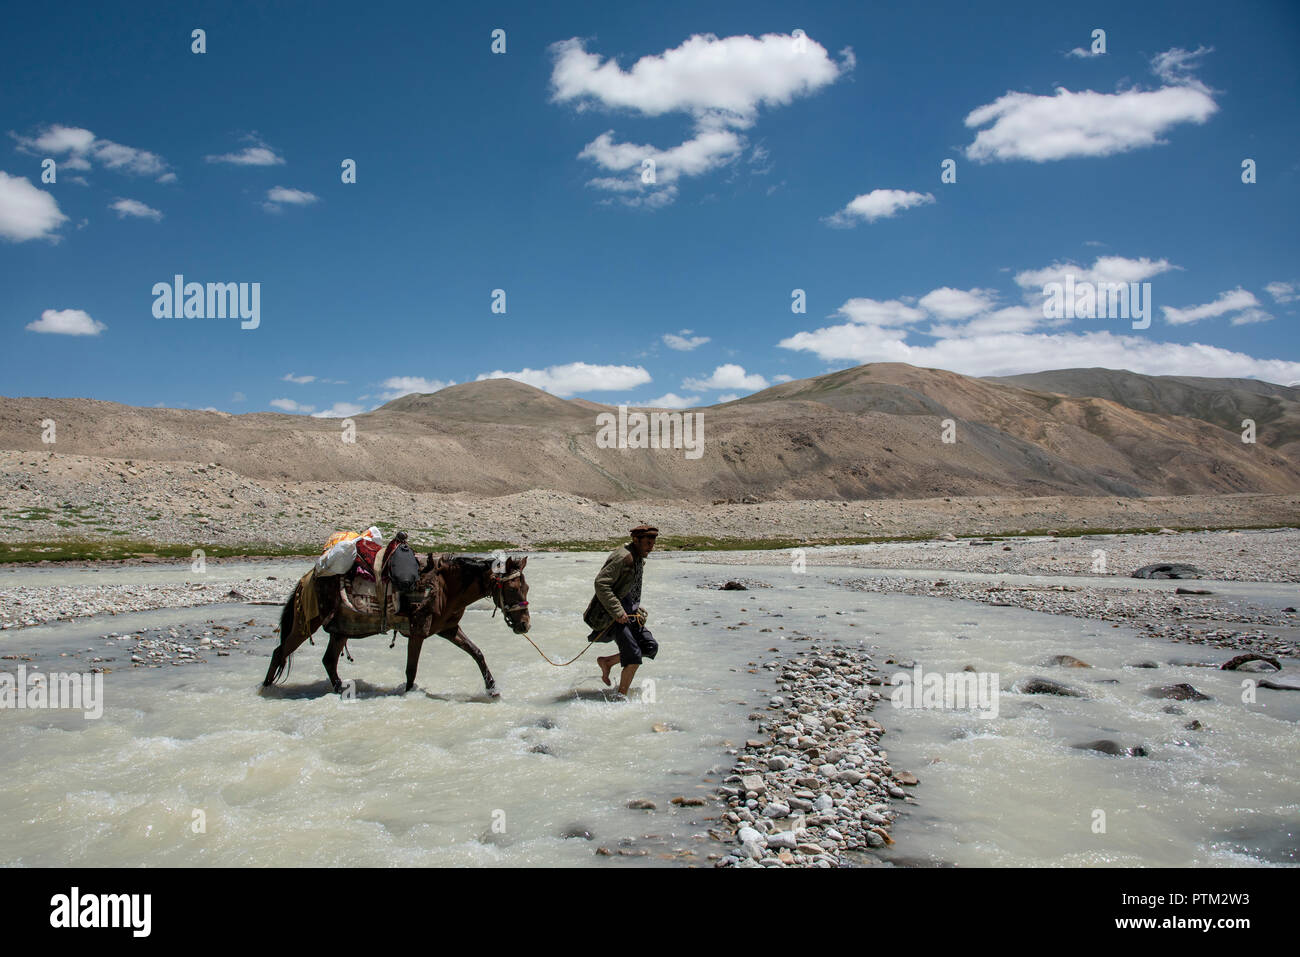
{"left": 2, "top": 364, "right": 1298, "bottom": 502}
{"left": 988, "top": 368, "right": 1300, "bottom": 462}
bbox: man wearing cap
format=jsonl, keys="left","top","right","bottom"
{"left": 585, "top": 524, "right": 659, "bottom": 697}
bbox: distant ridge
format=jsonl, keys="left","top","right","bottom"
{"left": 2, "top": 364, "right": 1298, "bottom": 501}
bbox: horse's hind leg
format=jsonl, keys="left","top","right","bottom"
{"left": 404, "top": 634, "right": 426, "bottom": 692}
{"left": 441, "top": 627, "right": 498, "bottom": 698}
{"left": 323, "top": 634, "right": 348, "bottom": 694}
{"left": 263, "top": 599, "right": 315, "bottom": 686}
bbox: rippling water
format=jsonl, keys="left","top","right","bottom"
{"left": 2, "top": 553, "right": 1296, "bottom": 866}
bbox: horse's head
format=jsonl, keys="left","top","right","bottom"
{"left": 488, "top": 555, "right": 530, "bottom": 634}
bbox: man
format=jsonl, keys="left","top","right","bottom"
{"left": 584, "top": 524, "right": 659, "bottom": 697}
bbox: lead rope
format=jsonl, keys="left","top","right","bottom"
{"left": 521, "top": 609, "right": 647, "bottom": 668}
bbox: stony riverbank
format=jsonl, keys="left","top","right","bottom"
{"left": 710, "top": 642, "right": 912, "bottom": 867}
{"left": 3, "top": 450, "right": 1298, "bottom": 556}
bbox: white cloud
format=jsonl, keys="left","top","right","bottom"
{"left": 262, "top": 186, "right": 318, "bottom": 212}
{"left": 773, "top": 374, "right": 793, "bottom": 383}
{"left": 26, "top": 308, "right": 105, "bottom": 336}
{"left": 640, "top": 392, "right": 700, "bottom": 409}
{"left": 824, "top": 189, "right": 935, "bottom": 227}
{"left": 282, "top": 373, "right": 316, "bottom": 384}
{"left": 1265, "top": 281, "right": 1298, "bottom": 304}
{"left": 312, "top": 402, "right": 368, "bottom": 418}
{"left": 1229, "top": 309, "right": 1273, "bottom": 326}
{"left": 682, "top": 363, "right": 769, "bottom": 392}
{"left": 663, "top": 330, "right": 710, "bottom": 351}
{"left": 14, "top": 124, "right": 172, "bottom": 179}
{"left": 109, "top": 197, "right": 162, "bottom": 221}
{"left": 964, "top": 48, "right": 1217, "bottom": 163}
{"left": 1162, "top": 287, "right": 1261, "bottom": 325}
{"left": 834, "top": 298, "right": 926, "bottom": 326}
{"left": 1014, "top": 255, "right": 1179, "bottom": 291}
{"left": 1066, "top": 46, "right": 1104, "bottom": 59}
{"left": 269, "top": 398, "right": 315, "bottom": 413}
{"left": 778, "top": 325, "right": 1300, "bottom": 382}
{"left": 205, "top": 136, "right": 285, "bottom": 166}
{"left": 378, "top": 376, "right": 454, "bottom": 400}
{"left": 917, "top": 287, "right": 998, "bottom": 320}
{"left": 0, "top": 171, "right": 67, "bottom": 241}
{"left": 476, "top": 363, "right": 651, "bottom": 397}
{"left": 551, "top": 32, "right": 848, "bottom": 122}
{"left": 552, "top": 33, "right": 851, "bottom": 204}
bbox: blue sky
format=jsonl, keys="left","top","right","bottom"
{"left": 2, "top": 0, "right": 1298, "bottom": 415}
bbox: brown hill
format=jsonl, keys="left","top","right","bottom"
{"left": 2, "top": 363, "right": 1298, "bottom": 501}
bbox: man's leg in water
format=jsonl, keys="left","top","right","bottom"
{"left": 617, "top": 662, "right": 639, "bottom": 696}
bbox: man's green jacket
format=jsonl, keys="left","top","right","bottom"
{"left": 583, "top": 542, "right": 639, "bottom": 635}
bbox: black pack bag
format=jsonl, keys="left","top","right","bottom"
{"left": 387, "top": 542, "right": 421, "bottom": 594}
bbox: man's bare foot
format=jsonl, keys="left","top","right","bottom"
{"left": 599, "top": 656, "right": 614, "bottom": 687}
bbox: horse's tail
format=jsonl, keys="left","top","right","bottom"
{"left": 263, "top": 585, "right": 299, "bottom": 686}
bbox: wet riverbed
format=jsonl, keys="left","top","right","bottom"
{"left": 1, "top": 553, "right": 1296, "bottom": 866}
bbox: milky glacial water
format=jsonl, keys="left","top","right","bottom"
{"left": 1, "top": 553, "right": 1296, "bottom": 867}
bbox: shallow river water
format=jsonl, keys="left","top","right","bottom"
{"left": 1, "top": 552, "right": 1296, "bottom": 866}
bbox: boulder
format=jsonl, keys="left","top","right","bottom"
{"left": 1145, "top": 683, "right": 1211, "bottom": 701}
{"left": 1131, "top": 563, "right": 1205, "bottom": 580}
{"left": 1014, "top": 676, "right": 1086, "bottom": 697}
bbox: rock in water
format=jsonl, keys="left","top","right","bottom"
{"left": 1145, "top": 683, "right": 1211, "bottom": 701}
{"left": 1219, "top": 653, "right": 1281, "bottom": 672}
{"left": 1047, "top": 654, "right": 1091, "bottom": 668}
{"left": 1131, "top": 563, "right": 1205, "bottom": 580}
{"left": 1072, "top": 739, "right": 1149, "bottom": 757}
{"left": 721, "top": 581, "right": 748, "bottom": 591}
{"left": 1014, "top": 676, "right": 1086, "bottom": 697}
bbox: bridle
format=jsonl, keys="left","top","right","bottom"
{"left": 488, "top": 567, "right": 529, "bottom": 629}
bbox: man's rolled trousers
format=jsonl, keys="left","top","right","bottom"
{"left": 584, "top": 540, "right": 657, "bottom": 667}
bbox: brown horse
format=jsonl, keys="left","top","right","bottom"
{"left": 262, "top": 553, "right": 530, "bottom": 697}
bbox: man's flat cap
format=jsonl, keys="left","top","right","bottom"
{"left": 630, "top": 524, "right": 659, "bottom": 537}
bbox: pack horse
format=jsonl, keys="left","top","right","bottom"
{"left": 263, "top": 544, "right": 530, "bottom": 697}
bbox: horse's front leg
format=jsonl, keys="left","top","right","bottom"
{"left": 441, "top": 626, "right": 498, "bottom": 698}
{"left": 322, "top": 634, "right": 347, "bottom": 694}
{"left": 405, "top": 633, "right": 426, "bottom": 692}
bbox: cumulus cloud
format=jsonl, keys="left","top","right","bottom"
{"left": 109, "top": 197, "right": 162, "bottom": 221}
{"left": 835, "top": 298, "right": 927, "bottom": 326}
{"left": 378, "top": 376, "right": 455, "bottom": 400}
{"left": 824, "top": 189, "right": 935, "bottom": 227}
{"left": 917, "top": 287, "right": 998, "bottom": 320}
{"left": 1265, "top": 281, "right": 1298, "bottom": 304}
{"left": 0, "top": 171, "right": 67, "bottom": 241}
{"left": 1162, "top": 287, "right": 1263, "bottom": 325}
{"left": 779, "top": 326, "right": 1300, "bottom": 382}
{"left": 778, "top": 250, "right": 1299, "bottom": 383}
{"left": 26, "top": 308, "right": 105, "bottom": 336}
{"left": 476, "top": 363, "right": 651, "bottom": 397}
{"left": 964, "top": 47, "right": 1217, "bottom": 163}
{"left": 640, "top": 392, "right": 701, "bottom": 409}
{"left": 682, "top": 363, "right": 769, "bottom": 392}
{"left": 269, "top": 398, "right": 315, "bottom": 413}
{"left": 663, "top": 330, "right": 710, "bottom": 351}
{"left": 311, "top": 402, "right": 368, "bottom": 418}
{"left": 12, "top": 124, "right": 171, "bottom": 180}
{"left": 1014, "top": 255, "right": 1179, "bottom": 291}
{"left": 205, "top": 136, "right": 285, "bottom": 166}
{"left": 262, "top": 186, "right": 318, "bottom": 212}
{"left": 551, "top": 32, "right": 851, "bottom": 205}
{"left": 282, "top": 373, "right": 316, "bottom": 384}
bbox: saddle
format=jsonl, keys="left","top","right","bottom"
{"left": 333, "top": 533, "right": 432, "bottom": 638}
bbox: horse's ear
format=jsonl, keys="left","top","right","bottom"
{"left": 514, "top": 555, "right": 528, "bottom": 569}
